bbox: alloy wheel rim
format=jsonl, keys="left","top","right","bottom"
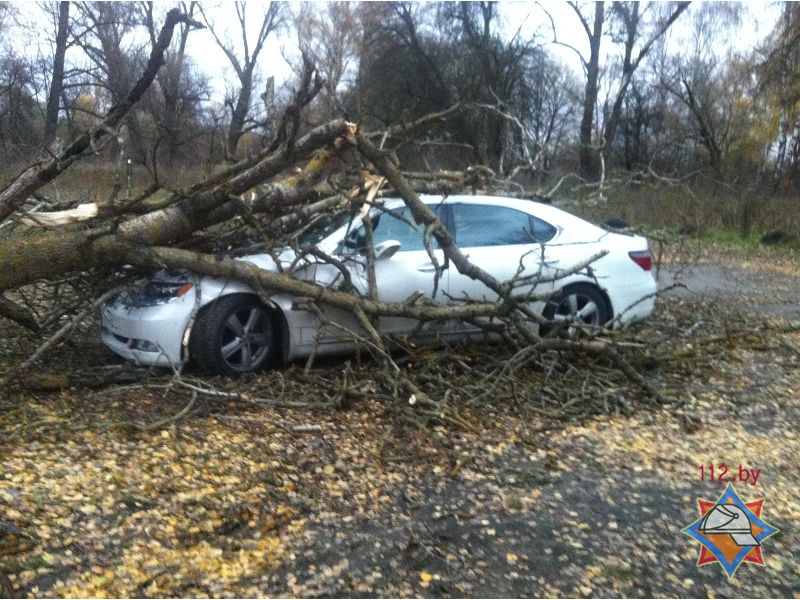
{"left": 552, "top": 292, "right": 600, "bottom": 335}
{"left": 219, "top": 308, "right": 272, "bottom": 371}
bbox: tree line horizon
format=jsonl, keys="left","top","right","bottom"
{"left": 0, "top": 1, "right": 798, "bottom": 197}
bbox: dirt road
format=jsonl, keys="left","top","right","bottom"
{"left": 659, "top": 260, "right": 800, "bottom": 321}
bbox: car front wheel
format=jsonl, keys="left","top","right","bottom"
{"left": 189, "top": 294, "right": 280, "bottom": 376}
{"left": 541, "top": 283, "right": 611, "bottom": 337}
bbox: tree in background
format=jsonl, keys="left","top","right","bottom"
{"left": 561, "top": 1, "right": 689, "bottom": 181}
{"left": 199, "top": 1, "right": 284, "bottom": 161}
{"left": 438, "top": 1, "right": 544, "bottom": 175}
{"left": 502, "top": 50, "right": 580, "bottom": 184}
{"left": 0, "top": 4, "right": 41, "bottom": 159}
{"left": 294, "top": 2, "right": 359, "bottom": 121}
{"left": 71, "top": 2, "right": 150, "bottom": 162}
{"left": 141, "top": 1, "right": 209, "bottom": 168}
{"left": 759, "top": 3, "right": 800, "bottom": 190}
{"left": 601, "top": 2, "right": 689, "bottom": 169}
{"left": 350, "top": 1, "right": 567, "bottom": 178}
{"left": 0, "top": 53, "right": 40, "bottom": 158}
{"left": 0, "top": 0, "right": 796, "bottom": 204}
{"left": 658, "top": 4, "right": 750, "bottom": 186}
{"left": 43, "top": 1, "right": 69, "bottom": 149}
{"left": 567, "top": 1, "right": 605, "bottom": 182}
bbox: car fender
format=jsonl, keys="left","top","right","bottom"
{"left": 190, "top": 274, "right": 292, "bottom": 311}
{"left": 186, "top": 274, "right": 300, "bottom": 363}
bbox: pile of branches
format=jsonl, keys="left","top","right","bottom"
{"left": 0, "top": 9, "right": 659, "bottom": 424}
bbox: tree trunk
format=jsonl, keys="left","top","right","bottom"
{"left": 227, "top": 69, "right": 254, "bottom": 160}
{"left": 43, "top": 1, "right": 70, "bottom": 149}
{"left": 578, "top": 2, "right": 604, "bottom": 181}
{"left": 0, "top": 120, "right": 354, "bottom": 293}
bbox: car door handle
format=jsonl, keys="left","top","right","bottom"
{"left": 543, "top": 259, "right": 560, "bottom": 266}
{"left": 417, "top": 263, "right": 438, "bottom": 273}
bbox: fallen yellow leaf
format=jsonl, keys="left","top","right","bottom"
{"left": 419, "top": 570, "right": 433, "bottom": 588}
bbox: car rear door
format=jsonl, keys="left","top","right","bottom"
{"left": 446, "top": 202, "right": 559, "bottom": 329}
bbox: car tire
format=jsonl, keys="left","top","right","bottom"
{"left": 540, "top": 283, "right": 611, "bottom": 337}
{"left": 189, "top": 294, "right": 280, "bottom": 376}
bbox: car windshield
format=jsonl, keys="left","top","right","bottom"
{"left": 296, "top": 211, "right": 357, "bottom": 246}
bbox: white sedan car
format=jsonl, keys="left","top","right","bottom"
{"left": 101, "top": 195, "right": 657, "bottom": 375}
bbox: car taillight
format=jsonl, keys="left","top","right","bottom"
{"left": 628, "top": 250, "right": 652, "bottom": 271}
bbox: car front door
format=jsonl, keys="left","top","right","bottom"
{"left": 341, "top": 204, "right": 449, "bottom": 335}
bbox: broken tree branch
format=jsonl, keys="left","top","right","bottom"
{"left": 0, "top": 9, "right": 202, "bottom": 223}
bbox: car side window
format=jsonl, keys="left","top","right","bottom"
{"left": 452, "top": 204, "right": 556, "bottom": 247}
{"left": 342, "top": 206, "right": 431, "bottom": 253}
{"left": 528, "top": 214, "right": 558, "bottom": 244}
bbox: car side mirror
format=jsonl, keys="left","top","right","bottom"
{"left": 374, "top": 240, "right": 401, "bottom": 261}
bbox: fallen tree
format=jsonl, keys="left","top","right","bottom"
{"left": 0, "top": 7, "right": 662, "bottom": 418}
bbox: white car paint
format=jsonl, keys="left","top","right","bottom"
{"left": 100, "top": 195, "right": 657, "bottom": 369}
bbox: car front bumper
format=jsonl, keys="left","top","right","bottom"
{"left": 100, "top": 298, "right": 194, "bottom": 367}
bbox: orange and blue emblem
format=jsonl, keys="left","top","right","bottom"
{"left": 682, "top": 483, "right": 780, "bottom": 578}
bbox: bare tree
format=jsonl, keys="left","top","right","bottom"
{"left": 760, "top": 3, "right": 800, "bottom": 189}
{"left": 659, "top": 4, "right": 743, "bottom": 185}
{"left": 557, "top": 1, "right": 689, "bottom": 181}
{"left": 602, "top": 2, "right": 689, "bottom": 161}
{"left": 293, "top": 2, "right": 359, "bottom": 119}
{"left": 0, "top": 53, "right": 39, "bottom": 158}
{"left": 141, "top": 1, "right": 208, "bottom": 166}
{"left": 199, "top": 2, "right": 283, "bottom": 161}
{"left": 43, "top": 1, "right": 70, "bottom": 148}
{"left": 71, "top": 1, "right": 150, "bottom": 162}
{"left": 570, "top": 1, "right": 605, "bottom": 181}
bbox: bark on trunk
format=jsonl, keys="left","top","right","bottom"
{"left": 578, "top": 2, "right": 604, "bottom": 182}
{"left": 43, "top": 1, "right": 70, "bottom": 148}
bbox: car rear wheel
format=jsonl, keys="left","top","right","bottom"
{"left": 541, "top": 283, "right": 611, "bottom": 337}
{"left": 189, "top": 294, "right": 280, "bottom": 376}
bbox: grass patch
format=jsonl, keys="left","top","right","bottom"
{"left": 702, "top": 228, "right": 763, "bottom": 249}
{"left": 559, "top": 182, "right": 800, "bottom": 243}
{"left": 0, "top": 160, "right": 207, "bottom": 205}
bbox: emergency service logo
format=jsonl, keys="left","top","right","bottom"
{"left": 682, "top": 483, "right": 780, "bottom": 578}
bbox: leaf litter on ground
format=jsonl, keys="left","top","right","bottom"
{"left": 1, "top": 241, "right": 799, "bottom": 597}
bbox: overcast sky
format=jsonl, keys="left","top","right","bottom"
{"left": 183, "top": 1, "right": 780, "bottom": 106}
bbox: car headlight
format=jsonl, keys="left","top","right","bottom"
{"left": 129, "top": 281, "right": 194, "bottom": 306}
